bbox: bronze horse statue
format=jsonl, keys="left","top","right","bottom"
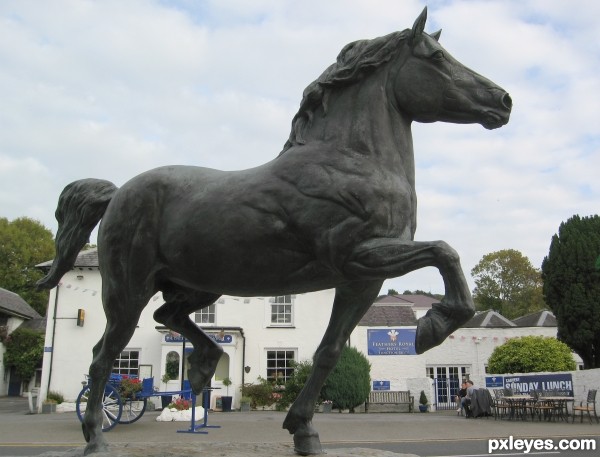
{"left": 38, "top": 8, "right": 511, "bottom": 455}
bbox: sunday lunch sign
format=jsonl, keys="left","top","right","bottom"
{"left": 485, "top": 373, "right": 573, "bottom": 396}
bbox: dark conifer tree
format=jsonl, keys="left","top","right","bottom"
{"left": 542, "top": 215, "right": 600, "bottom": 368}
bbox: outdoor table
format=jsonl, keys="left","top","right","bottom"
{"left": 541, "top": 396, "right": 574, "bottom": 422}
{"left": 503, "top": 395, "right": 533, "bottom": 421}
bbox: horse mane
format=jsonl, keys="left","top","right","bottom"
{"left": 280, "top": 29, "right": 410, "bottom": 154}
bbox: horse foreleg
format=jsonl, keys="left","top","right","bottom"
{"left": 345, "top": 238, "right": 475, "bottom": 353}
{"left": 153, "top": 290, "right": 222, "bottom": 394}
{"left": 283, "top": 280, "right": 382, "bottom": 455}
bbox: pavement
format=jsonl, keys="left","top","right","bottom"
{"left": 0, "top": 396, "right": 599, "bottom": 454}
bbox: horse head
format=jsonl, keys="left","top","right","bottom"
{"left": 393, "top": 7, "right": 512, "bottom": 129}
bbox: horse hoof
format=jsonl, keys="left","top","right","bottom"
{"left": 83, "top": 441, "right": 109, "bottom": 455}
{"left": 415, "top": 302, "right": 473, "bottom": 353}
{"left": 293, "top": 426, "right": 323, "bottom": 455}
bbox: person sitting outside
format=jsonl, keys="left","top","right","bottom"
{"left": 456, "top": 381, "right": 467, "bottom": 414}
{"left": 462, "top": 380, "right": 476, "bottom": 417}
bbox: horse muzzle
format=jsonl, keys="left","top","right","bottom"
{"left": 481, "top": 90, "right": 512, "bottom": 130}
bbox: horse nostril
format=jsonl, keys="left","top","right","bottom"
{"left": 502, "top": 93, "right": 513, "bottom": 110}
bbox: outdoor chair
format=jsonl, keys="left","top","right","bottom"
{"left": 529, "top": 390, "right": 555, "bottom": 421}
{"left": 572, "top": 389, "right": 598, "bottom": 424}
{"left": 492, "top": 389, "right": 509, "bottom": 420}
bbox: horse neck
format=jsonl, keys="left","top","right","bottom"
{"left": 309, "top": 71, "right": 414, "bottom": 181}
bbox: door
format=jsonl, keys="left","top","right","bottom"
{"left": 8, "top": 366, "right": 22, "bottom": 396}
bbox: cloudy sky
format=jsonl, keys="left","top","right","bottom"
{"left": 1, "top": 0, "right": 598, "bottom": 296}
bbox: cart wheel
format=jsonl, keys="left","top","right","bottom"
{"left": 119, "top": 397, "right": 147, "bottom": 424}
{"left": 76, "top": 383, "right": 123, "bottom": 431}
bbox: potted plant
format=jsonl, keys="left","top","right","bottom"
{"left": 240, "top": 396, "right": 251, "bottom": 412}
{"left": 321, "top": 400, "right": 333, "bottom": 413}
{"left": 418, "top": 390, "right": 429, "bottom": 412}
{"left": 221, "top": 377, "right": 233, "bottom": 412}
{"left": 160, "top": 374, "right": 173, "bottom": 409}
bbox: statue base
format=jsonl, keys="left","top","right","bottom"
{"left": 38, "top": 443, "right": 419, "bottom": 457}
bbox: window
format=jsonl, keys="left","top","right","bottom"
{"left": 194, "top": 303, "right": 216, "bottom": 325}
{"left": 270, "top": 295, "right": 293, "bottom": 325}
{"left": 266, "top": 349, "right": 296, "bottom": 383}
{"left": 113, "top": 350, "right": 140, "bottom": 376}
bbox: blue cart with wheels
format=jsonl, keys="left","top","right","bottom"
{"left": 76, "top": 374, "right": 192, "bottom": 431}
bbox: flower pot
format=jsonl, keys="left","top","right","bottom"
{"left": 321, "top": 403, "right": 333, "bottom": 413}
{"left": 418, "top": 404, "right": 428, "bottom": 412}
{"left": 161, "top": 395, "right": 173, "bottom": 409}
{"left": 221, "top": 396, "right": 233, "bottom": 412}
{"left": 240, "top": 401, "right": 251, "bottom": 412}
{"left": 42, "top": 402, "right": 56, "bottom": 414}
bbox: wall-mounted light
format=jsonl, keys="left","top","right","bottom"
{"left": 77, "top": 309, "right": 85, "bottom": 327}
{"left": 244, "top": 366, "right": 251, "bottom": 374}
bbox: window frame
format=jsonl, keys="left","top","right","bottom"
{"left": 194, "top": 303, "right": 217, "bottom": 326}
{"left": 112, "top": 349, "right": 141, "bottom": 377}
{"left": 269, "top": 295, "right": 294, "bottom": 327}
{"left": 265, "top": 348, "right": 297, "bottom": 384}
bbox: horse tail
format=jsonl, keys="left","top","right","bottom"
{"left": 36, "top": 179, "right": 118, "bottom": 290}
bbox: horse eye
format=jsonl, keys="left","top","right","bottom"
{"left": 431, "top": 50, "right": 444, "bottom": 62}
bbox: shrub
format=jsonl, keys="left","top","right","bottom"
{"left": 3, "top": 327, "right": 44, "bottom": 379}
{"left": 278, "top": 360, "right": 314, "bottom": 409}
{"left": 241, "top": 377, "right": 275, "bottom": 408}
{"left": 46, "top": 391, "right": 64, "bottom": 404}
{"left": 320, "top": 345, "right": 371, "bottom": 413}
{"left": 487, "top": 335, "right": 577, "bottom": 373}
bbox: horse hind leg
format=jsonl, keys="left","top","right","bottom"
{"left": 83, "top": 295, "right": 147, "bottom": 454}
{"left": 154, "top": 287, "right": 222, "bottom": 394}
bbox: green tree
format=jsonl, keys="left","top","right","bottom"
{"left": 320, "top": 345, "right": 371, "bottom": 412}
{"left": 0, "top": 217, "right": 55, "bottom": 315}
{"left": 541, "top": 214, "right": 600, "bottom": 369}
{"left": 471, "top": 249, "right": 545, "bottom": 319}
{"left": 487, "top": 336, "right": 576, "bottom": 374}
{"left": 3, "top": 327, "right": 45, "bottom": 379}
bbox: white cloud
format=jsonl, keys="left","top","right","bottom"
{"left": 1, "top": 0, "right": 598, "bottom": 297}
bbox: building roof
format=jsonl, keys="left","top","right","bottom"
{"left": 512, "top": 310, "right": 557, "bottom": 327}
{"left": 18, "top": 317, "right": 47, "bottom": 332}
{"left": 359, "top": 304, "right": 418, "bottom": 326}
{"left": 37, "top": 248, "right": 99, "bottom": 270}
{"left": 462, "top": 310, "right": 516, "bottom": 328}
{"left": 0, "top": 287, "right": 41, "bottom": 320}
{"left": 375, "top": 294, "right": 439, "bottom": 308}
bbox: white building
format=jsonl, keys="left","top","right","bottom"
{"left": 37, "top": 249, "right": 336, "bottom": 409}
{"left": 37, "top": 249, "right": 583, "bottom": 410}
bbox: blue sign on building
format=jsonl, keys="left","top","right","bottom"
{"left": 165, "top": 334, "right": 233, "bottom": 344}
{"left": 367, "top": 329, "right": 416, "bottom": 355}
{"left": 373, "top": 380, "right": 391, "bottom": 390}
{"left": 504, "top": 373, "right": 573, "bottom": 396}
{"left": 485, "top": 376, "right": 504, "bottom": 388}
{"left": 485, "top": 373, "right": 573, "bottom": 396}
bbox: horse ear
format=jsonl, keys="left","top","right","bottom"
{"left": 410, "top": 7, "right": 428, "bottom": 42}
{"left": 431, "top": 29, "right": 442, "bottom": 41}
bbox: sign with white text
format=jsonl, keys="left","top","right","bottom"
{"left": 367, "top": 329, "right": 416, "bottom": 355}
